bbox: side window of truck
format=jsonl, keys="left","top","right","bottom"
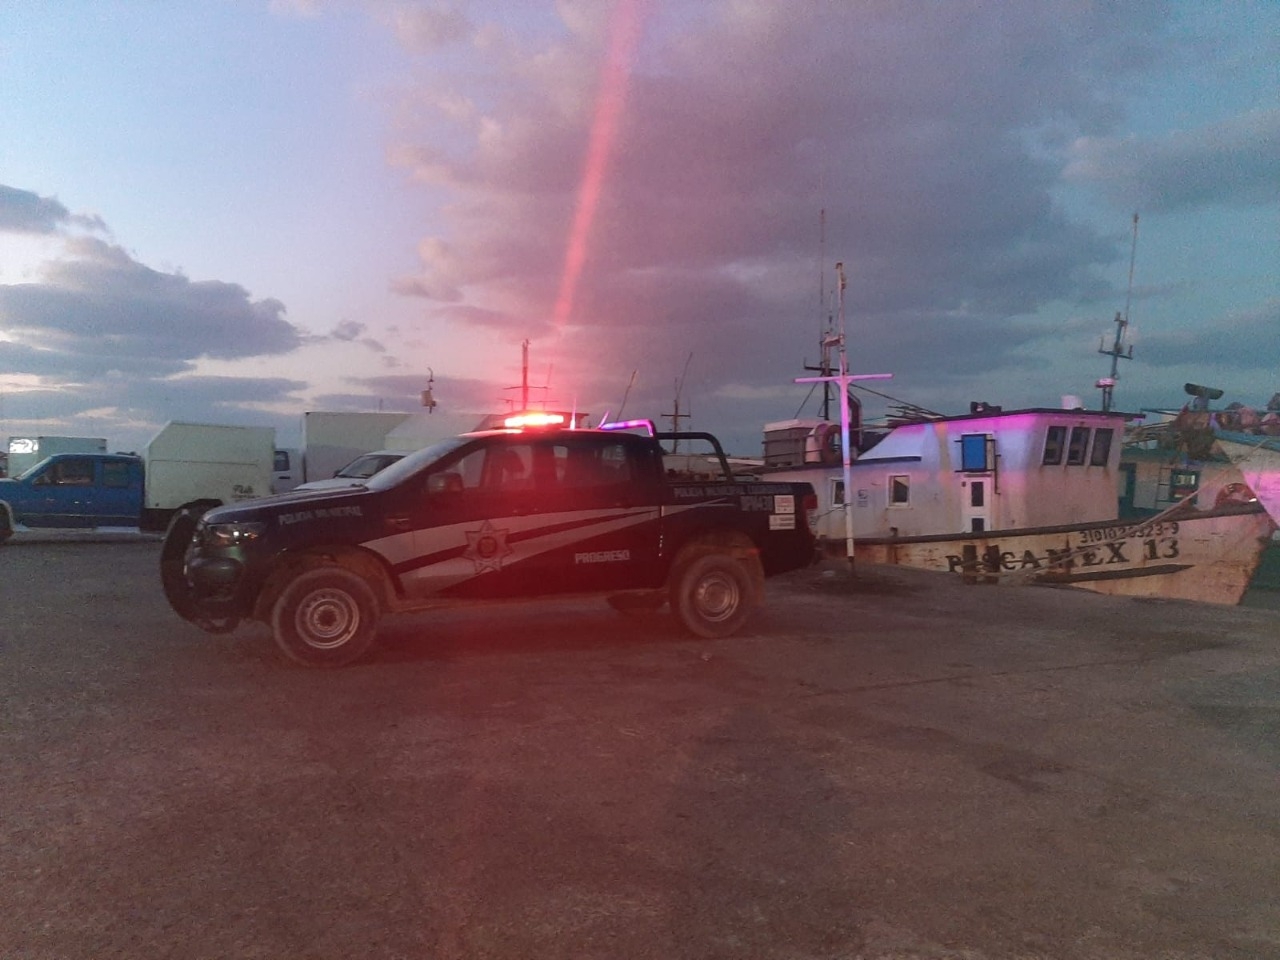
{"left": 558, "top": 441, "right": 634, "bottom": 490}
{"left": 103, "top": 461, "right": 133, "bottom": 488}
{"left": 482, "top": 444, "right": 534, "bottom": 491}
{"left": 47, "top": 459, "right": 94, "bottom": 486}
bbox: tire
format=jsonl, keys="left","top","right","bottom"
{"left": 669, "top": 551, "right": 762, "bottom": 639}
{"left": 159, "top": 508, "right": 202, "bottom": 623}
{"left": 271, "top": 566, "right": 379, "bottom": 667}
{"left": 0, "top": 510, "right": 12, "bottom": 545}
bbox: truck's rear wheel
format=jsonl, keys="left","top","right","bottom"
{"left": 670, "top": 551, "right": 761, "bottom": 639}
{"left": 0, "top": 512, "right": 12, "bottom": 545}
{"left": 271, "top": 566, "right": 379, "bottom": 667}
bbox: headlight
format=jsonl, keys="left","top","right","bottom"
{"left": 202, "top": 521, "right": 266, "bottom": 547}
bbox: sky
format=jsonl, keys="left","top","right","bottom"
{"left": 1, "top": 0, "right": 1277, "bottom": 457}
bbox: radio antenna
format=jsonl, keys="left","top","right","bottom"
{"left": 1096, "top": 213, "right": 1138, "bottom": 412}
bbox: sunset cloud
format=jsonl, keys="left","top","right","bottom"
{"left": 0, "top": 2, "right": 1276, "bottom": 454}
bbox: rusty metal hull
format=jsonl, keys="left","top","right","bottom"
{"left": 841, "top": 503, "right": 1276, "bottom": 606}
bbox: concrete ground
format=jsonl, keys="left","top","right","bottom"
{"left": 1, "top": 540, "right": 1278, "bottom": 959}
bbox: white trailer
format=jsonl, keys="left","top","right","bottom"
{"left": 144, "top": 422, "right": 274, "bottom": 523}
{"left": 6, "top": 436, "right": 108, "bottom": 477}
{"left": 300, "top": 412, "right": 413, "bottom": 483}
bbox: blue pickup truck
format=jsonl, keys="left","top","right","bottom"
{"left": 0, "top": 422, "right": 277, "bottom": 542}
{"left": 0, "top": 454, "right": 147, "bottom": 539}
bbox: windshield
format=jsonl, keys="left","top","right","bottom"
{"left": 14, "top": 457, "right": 55, "bottom": 482}
{"left": 335, "top": 453, "right": 404, "bottom": 479}
{"left": 364, "top": 436, "right": 470, "bottom": 490}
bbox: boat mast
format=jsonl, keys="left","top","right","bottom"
{"left": 795, "top": 262, "right": 893, "bottom": 572}
{"left": 1097, "top": 213, "right": 1138, "bottom": 412}
{"left": 802, "top": 210, "right": 837, "bottom": 420}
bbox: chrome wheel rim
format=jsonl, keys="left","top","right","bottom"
{"left": 295, "top": 588, "right": 361, "bottom": 649}
{"left": 694, "top": 570, "right": 739, "bottom": 622}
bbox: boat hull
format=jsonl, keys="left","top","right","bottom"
{"left": 839, "top": 504, "right": 1276, "bottom": 605}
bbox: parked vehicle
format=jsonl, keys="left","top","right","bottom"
{"left": 298, "top": 411, "right": 413, "bottom": 486}
{"left": 6, "top": 436, "right": 107, "bottom": 478}
{"left": 293, "top": 450, "right": 407, "bottom": 491}
{"left": 161, "top": 416, "right": 818, "bottom": 666}
{"left": 0, "top": 422, "right": 274, "bottom": 541}
{"left": 272, "top": 447, "right": 302, "bottom": 494}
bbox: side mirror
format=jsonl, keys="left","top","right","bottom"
{"left": 428, "top": 472, "right": 464, "bottom": 495}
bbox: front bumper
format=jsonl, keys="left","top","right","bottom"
{"left": 159, "top": 511, "right": 255, "bottom": 630}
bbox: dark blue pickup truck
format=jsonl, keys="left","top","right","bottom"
{"left": 162, "top": 419, "right": 817, "bottom": 667}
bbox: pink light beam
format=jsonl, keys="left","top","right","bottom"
{"left": 551, "top": 0, "right": 648, "bottom": 331}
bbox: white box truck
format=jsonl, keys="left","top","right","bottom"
{"left": 6, "top": 436, "right": 108, "bottom": 477}
{"left": 300, "top": 411, "right": 413, "bottom": 483}
{"left": 144, "top": 422, "right": 275, "bottom": 518}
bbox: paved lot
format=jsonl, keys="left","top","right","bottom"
{"left": 2, "top": 540, "right": 1278, "bottom": 959}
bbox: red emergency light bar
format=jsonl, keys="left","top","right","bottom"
{"left": 503, "top": 412, "right": 566, "bottom": 430}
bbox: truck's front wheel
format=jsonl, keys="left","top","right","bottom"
{"left": 670, "top": 552, "right": 761, "bottom": 639}
{"left": 271, "top": 567, "right": 379, "bottom": 667}
{"left": 160, "top": 508, "right": 201, "bottom": 622}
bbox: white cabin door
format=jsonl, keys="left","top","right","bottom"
{"left": 960, "top": 477, "right": 989, "bottom": 533}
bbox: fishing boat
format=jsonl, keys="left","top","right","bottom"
{"left": 1117, "top": 384, "right": 1280, "bottom": 523}
{"left": 762, "top": 404, "right": 1276, "bottom": 605}
{"left": 1214, "top": 431, "right": 1280, "bottom": 522}
{"left": 765, "top": 235, "right": 1275, "bottom": 605}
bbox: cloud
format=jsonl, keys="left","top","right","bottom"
{"left": 1066, "top": 108, "right": 1280, "bottom": 213}
{"left": 0, "top": 184, "right": 106, "bottom": 235}
{"left": 323, "top": 369, "right": 495, "bottom": 410}
{"left": 0, "top": 230, "right": 310, "bottom": 448}
{"left": 382, "top": 2, "right": 471, "bottom": 52}
{"left": 5, "top": 3, "right": 1275, "bottom": 457}
{"left": 1139, "top": 299, "right": 1280, "bottom": 371}
{"left": 1, "top": 237, "right": 304, "bottom": 368}
{"left": 331, "top": 319, "right": 365, "bottom": 341}
{"left": 0, "top": 374, "right": 306, "bottom": 435}
{"left": 384, "top": 0, "right": 1189, "bottom": 423}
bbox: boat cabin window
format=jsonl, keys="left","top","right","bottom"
{"left": 970, "top": 481, "right": 985, "bottom": 508}
{"left": 1089, "top": 428, "right": 1114, "bottom": 466}
{"left": 890, "top": 475, "right": 909, "bottom": 505}
{"left": 1169, "top": 469, "right": 1199, "bottom": 500}
{"left": 1042, "top": 426, "right": 1066, "bottom": 465}
{"left": 959, "top": 434, "right": 992, "bottom": 472}
{"left": 1067, "top": 427, "right": 1090, "bottom": 465}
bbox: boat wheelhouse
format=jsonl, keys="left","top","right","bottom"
{"left": 761, "top": 403, "right": 1275, "bottom": 605}
{"left": 763, "top": 404, "right": 1133, "bottom": 542}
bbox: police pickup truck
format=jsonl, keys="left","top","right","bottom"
{"left": 161, "top": 417, "right": 817, "bottom": 666}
